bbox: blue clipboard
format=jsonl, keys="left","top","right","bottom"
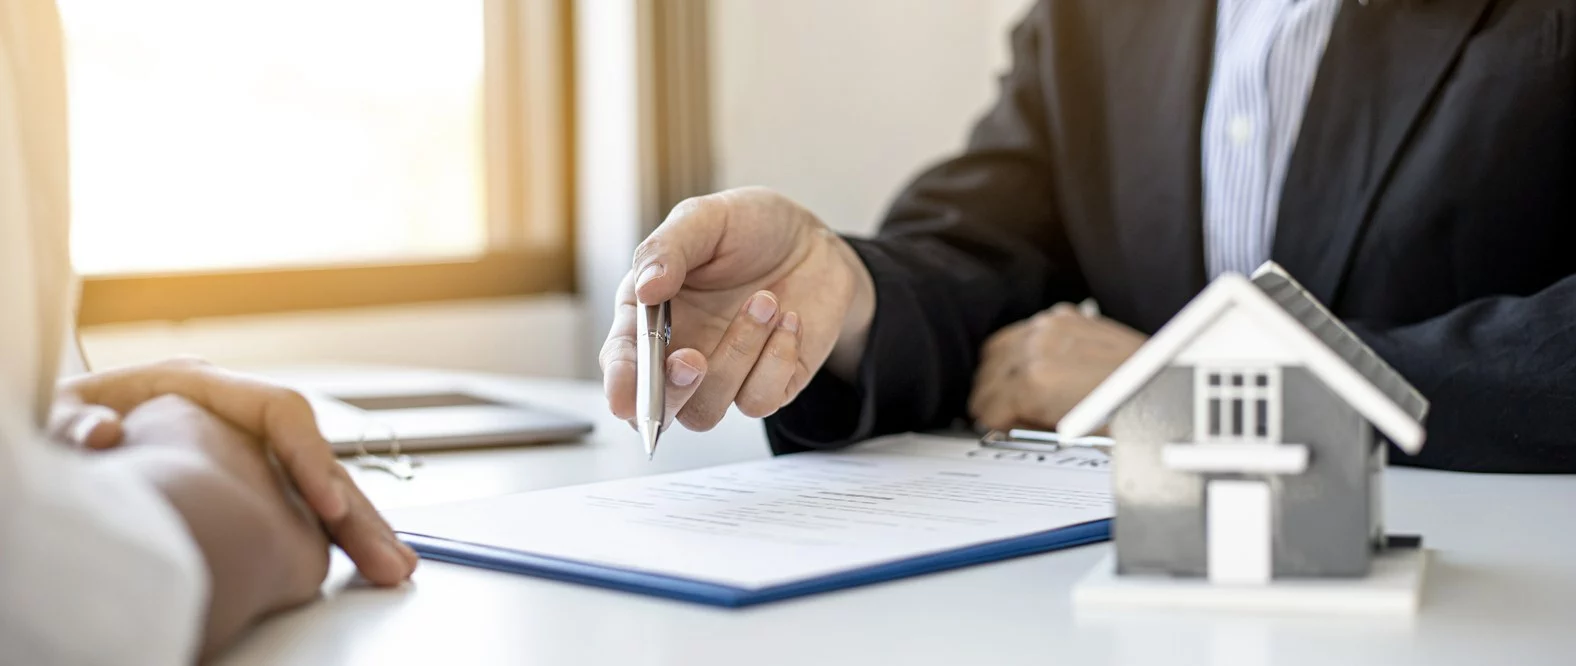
{"left": 399, "top": 518, "right": 1110, "bottom": 608}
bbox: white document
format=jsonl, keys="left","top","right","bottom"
{"left": 391, "top": 434, "right": 1112, "bottom": 590}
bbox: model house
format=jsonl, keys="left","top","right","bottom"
{"left": 1058, "top": 262, "right": 1428, "bottom": 585}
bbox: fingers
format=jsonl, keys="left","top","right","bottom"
{"left": 140, "top": 365, "right": 353, "bottom": 523}
{"left": 967, "top": 303, "right": 1092, "bottom": 430}
{"left": 62, "top": 359, "right": 353, "bottom": 519}
{"left": 52, "top": 356, "right": 208, "bottom": 416}
{"left": 737, "top": 312, "right": 804, "bottom": 418}
{"left": 969, "top": 351, "right": 1014, "bottom": 419}
{"left": 602, "top": 268, "right": 710, "bottom": 426}
{"left": 601, "top": 271, "right": 641, "bottom": 420}
{"left": 969, "top": 321, "right": 1030, "bottom": 426}
{"left": 166, "top": 368, "right": 359, "bottom": 529}
{"left": 971, "top": 337, "right": 1032, "bottom": 430}
{"left": 1031, "top": 303, "right": 1136, "bottom": 350}
{"left": 319, "top": 467, "right": 419, "bottom": 586}
{"left": 611, "top": 347, "right": 709, "bottom": 430}
{"left": 76, "top": 407, "right": 124, "bottom": 449}
{"left": 601, "top": 335, "right": 638, "bottom": 421}
{"left": 60, "top": 357, "right": 416, "bottom": 585}
{"left": 976, "top": 319, "right": 1031, "bottom": 385}
{"left": 662, "top": 349, "right": 707, "bottom": 425}
{"left": 631, "top": 195, "right": 729, "bottom": 305}
{"left": 970, "top": 377, "right": 1018, "bottom": 432}
{"left": 207, "top": 378, "right": 414, "bottom": 585}
{"left": 239, "top": 382, "right": 353, "bottom": 522}
{"left": 968, "top": 301, "right": 1150, "bottom": 432}
{"left": 677, "top": 290, "right": 781, "bottom": 431}
{"left": 47, "top": 396, "right": 124, "bottom": 448}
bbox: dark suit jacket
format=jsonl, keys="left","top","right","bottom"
{"left": 766, "top": 0, "right": 1576, "bottom": 473}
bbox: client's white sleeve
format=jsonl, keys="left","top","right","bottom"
{"left": 0, "top": 422, "right": 208, "bottom": 666}
{"left": 0, "top": 1, "right": 209, "bottom": 663}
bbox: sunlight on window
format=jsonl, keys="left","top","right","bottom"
{"left": 59, "top": 0, "right": 487, "bottom": 276}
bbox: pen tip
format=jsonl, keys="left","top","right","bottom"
{"left": 639, "top": 419, "right": 660, "bottom": 461}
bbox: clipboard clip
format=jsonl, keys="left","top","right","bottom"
{"left": 350, "top": 422, "right": 423, "bottom": 481}
{"left": 978, "top": 428, "right": 1114, "bottom": 454}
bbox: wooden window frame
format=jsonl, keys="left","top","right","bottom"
{"left": 77, "top": 0, "right": 575, "bottom": 327}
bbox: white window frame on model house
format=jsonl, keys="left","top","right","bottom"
{"left": 1194, "top": 366, "right": 1282, "bottom": 445}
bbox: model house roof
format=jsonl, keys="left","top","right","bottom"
{"left": 1249, "top": 264, "right": 1429, "bottom": 422}
{"left": 1057, "top": 262, "right": 1429, "bottom": 454}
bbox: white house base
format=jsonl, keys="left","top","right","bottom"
{"left": 1072, "top": 547, "right": 1429, "bottom": 616}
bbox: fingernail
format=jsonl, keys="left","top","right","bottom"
{"left": 746, "top": 292, "right": 778, "bottom": 324}
{"left": 70, "top": 413, "right": 106, "bottom": 447}
{"left": 399, "top": 541, "right": 419, "bottom": 567}
{"left": 781, "top": 312, "right": 801, "bottom": 334}
{"left": 636, "top": 263, "right": 665, "bottom": 291}
{"left": 669, "top": 359, "right": 701, "bottom": 387}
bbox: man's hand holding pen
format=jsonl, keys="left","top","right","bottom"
{"left": 598, "top": 187, "right": 875, "bottom": 446}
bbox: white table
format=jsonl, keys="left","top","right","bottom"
{"left": 220, "top": 371, "right": 1576, "bottom": 666}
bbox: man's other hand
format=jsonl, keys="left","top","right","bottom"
{"left": 968, "top": 303, "right": 1147, "bottom": 432}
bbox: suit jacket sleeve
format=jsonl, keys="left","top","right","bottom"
{"left": 1350, "top": 276, "right": 1576, "bottom": 473}
{"left": 766, "top": 4, "right": 1086, "bottom": 454}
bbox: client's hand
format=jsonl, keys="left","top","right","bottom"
{"left": 47, "top": 358, "right": 416, "bottom": 586}
{"left": 110, "top": 395, "right": 332, "bottom": 654}
{"left": 968, "top": 303, "right": 1147, "bottom": 432}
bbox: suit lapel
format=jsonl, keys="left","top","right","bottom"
{"left": 1273, "top": 0, "right": 1494, "bottom": 306}
{"left": 1105, "top": 0, "right": 1214, "bottom": 331}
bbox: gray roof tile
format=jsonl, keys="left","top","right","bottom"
{"left": 1251, "top": 264, "right": 1428, "bottom": 420}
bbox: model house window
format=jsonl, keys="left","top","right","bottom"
{"left": 1197, "top": 368, "right": 1280, "bottom": 443}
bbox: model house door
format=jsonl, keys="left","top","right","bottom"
{"left": 1207, "top": 479, "right": 1272, "bottom": 584}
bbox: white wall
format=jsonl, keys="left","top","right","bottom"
{"left": 710, "top": 0, "right": 1036, "bottom": 235}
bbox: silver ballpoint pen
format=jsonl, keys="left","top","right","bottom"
{"left": 636, "top": 301, "right": 671, "bottom": 460}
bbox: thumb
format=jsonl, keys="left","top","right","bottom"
{"left": 75, "top": 407, "right": 126, "bottom": 449}
{"left": 631, "top": 194, "right": 730, "bottom": 305}
{"left": 49, "top": 401, "right": 125, "bottom": 449}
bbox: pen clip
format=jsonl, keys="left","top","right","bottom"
{"left": 979, "top": 428, "right": 1114, "bottom": 454}
{"left": 657, "top": 301, "right": 671, "bottom": 344}
{"left": 640, "top": 302, "right": 671, "bottom": 343}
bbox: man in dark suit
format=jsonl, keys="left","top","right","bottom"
{"left": 600, "top": 0, "right": 1576, "bottom": 473}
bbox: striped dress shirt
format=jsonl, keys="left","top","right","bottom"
{"left": 1202, "top": 0, "right": 1343, "bottom": 278}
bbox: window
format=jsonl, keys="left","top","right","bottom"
{"left": 61, "top": 0, "right": 572, "bottom": 325}
{"left": 1197, "top": 368, "right": 1280, "bottom": 444}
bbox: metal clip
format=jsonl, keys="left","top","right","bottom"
{"left": 350, "top": 423, "right": 422, "bottom": 481}
{"left": 979, "top": 428, "right": 1115, "bottom": 454}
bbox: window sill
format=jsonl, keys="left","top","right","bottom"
{"left": 78, "top": 248, "right": 573, "bottom": 326}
